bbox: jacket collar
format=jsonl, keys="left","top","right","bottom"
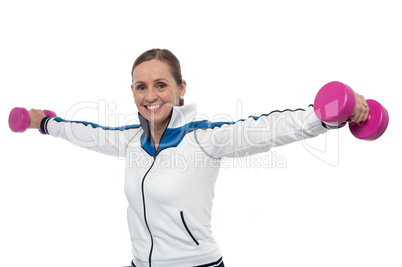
{"left": 167, "top": 103, "right": 197, "bottom": 128}
{"left": 137, "top": 103, "right": 197, "bottom": 156}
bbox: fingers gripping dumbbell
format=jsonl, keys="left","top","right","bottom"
{"left": 8, "top": 107, "right": 57, "bottom": 134}
{"left": 314, "top": 81, "right": 389, "bottom": 140}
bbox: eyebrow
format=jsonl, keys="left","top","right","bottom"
{"left": 134, "top": 78, "right": 169, "bottom": 85}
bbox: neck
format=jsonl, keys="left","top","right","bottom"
{"left": 149, "top": 119, "right": 169, "bottom": 150}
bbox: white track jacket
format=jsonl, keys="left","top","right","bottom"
{"left": 40, "top": 103, "right": 331, "bottom": 267}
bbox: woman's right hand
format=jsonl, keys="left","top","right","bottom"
{"left": 28, "top": 109, "right": 46, "bottom": 129}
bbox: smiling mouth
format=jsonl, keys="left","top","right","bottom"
{"left": 145, "top": 103, "right": 165, "bottom": 110}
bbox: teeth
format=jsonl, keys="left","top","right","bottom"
{"left": 147, "top": 104, "right": 162, "bottom": 110}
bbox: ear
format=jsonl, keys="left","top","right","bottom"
{"left": 179, "top": 79, "right": 187, "bottom": 97}
{"left": 131, "top": 84, "right": 134, "bottom": 93}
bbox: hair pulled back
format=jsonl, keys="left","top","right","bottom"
{"left": 131, "top": 48, "right": 182, "bottom": 86}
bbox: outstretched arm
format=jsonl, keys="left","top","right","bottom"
{"left": 28, "top": 109, "right": 141, "bottom": 158}
{"left": 194, "top": 96, "right": 368, "bottom": 159}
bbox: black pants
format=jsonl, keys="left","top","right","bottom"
{"left": 127, "top": 257, "right": 225, "bottom": 267}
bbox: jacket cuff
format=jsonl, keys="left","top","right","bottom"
{"left": 321, "top": 121, "right": 347, "bottom": 130}
{"left": 40, "top": 116, "right": 53, "bottom": 135}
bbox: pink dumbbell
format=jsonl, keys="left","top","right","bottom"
{"left": 314, "top": 81, "right": 389, "bottom": 141}
{"left": 9, "top": 107, "right": 57, "bottom": 134}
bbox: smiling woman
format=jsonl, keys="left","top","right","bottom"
{"left": 131, "top": 50, "right": 187, "bottom": 151}
{"left": 25, "top": 48, "right": 370, "bottom": 267}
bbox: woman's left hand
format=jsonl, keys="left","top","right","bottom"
{"left": 348, "top": 93, "right": 370, "bottom": 124}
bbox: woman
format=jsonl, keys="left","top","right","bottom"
{"left": 29, "top": 49, "right": 369, "bottom": 267}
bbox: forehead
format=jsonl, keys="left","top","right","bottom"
{"left": 133, "top": 59, "right": 172, "bottom": 82}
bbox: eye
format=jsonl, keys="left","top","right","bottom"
{"left": 136, "top": 84, "right": 146, "bottom": 91}
{"left": 156, "top": 82, "right": 166, "bottom": 89}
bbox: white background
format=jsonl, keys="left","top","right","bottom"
{"left": 1, "top": 0, "right": 401, "bottom": 266}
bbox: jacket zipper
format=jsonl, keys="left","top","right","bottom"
{"left": 141, "top": 155, "right": 156, "bottom": 267}
{"left": 141, "top": 109, "right": 173, "bottom": 267}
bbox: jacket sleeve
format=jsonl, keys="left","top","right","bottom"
{"left": 40, "top": 116, "right": 141, "bottom": 158}
{"left": 193, "top": 105, "right": 334, "bottom": 158}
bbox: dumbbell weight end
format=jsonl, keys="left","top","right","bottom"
{"left": 349, "top": 99, "right": 389, "bottom": 141}
{"left": 9, "top": 107, "right": 30, "bottom": 133}
{"left": 314, "top": 81, "right": 356, "bottom": 126}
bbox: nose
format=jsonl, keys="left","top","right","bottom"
{"left": 145, "top": 88, "right": 158, "bottom": 103}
